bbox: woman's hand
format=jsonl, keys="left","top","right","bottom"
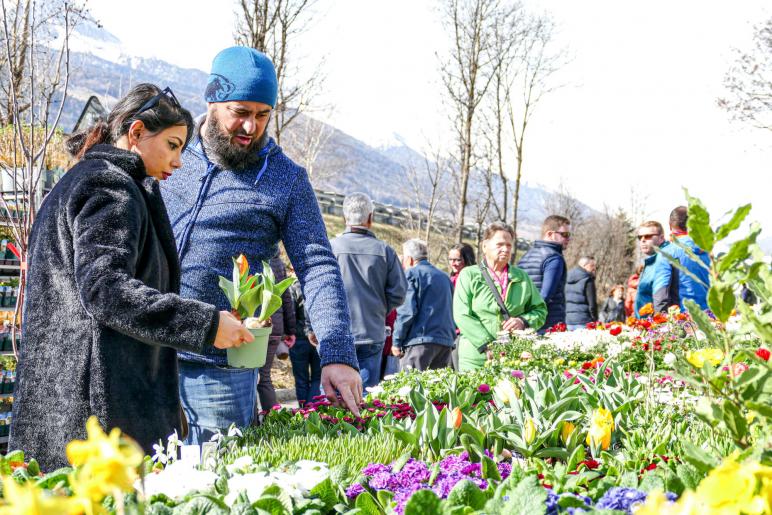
{"left": 213, "top": 311, "right": 254, "bottom": 349}
{"left": 501, "top": 317, "right": 526, "bottom": 332}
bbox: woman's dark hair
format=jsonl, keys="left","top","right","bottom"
{"left": 66, "top": 83, "right": 195, "bottom": 158}
{"left": 450, "top": 243, "right": 476, "bottom": 267}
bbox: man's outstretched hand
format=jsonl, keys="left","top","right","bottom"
{"left": 321, "top": 363, "right": 362, "bottom": 417}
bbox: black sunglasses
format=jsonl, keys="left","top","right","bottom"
{"left": 135, "top": 87, "right": 181, "bottom": 116}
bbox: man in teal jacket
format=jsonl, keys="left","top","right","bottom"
{"left": 635, "top": 221, "right": 677, "bottom": 317}
{"left": 653, "top": 207, "right": 710, "bottom": 311}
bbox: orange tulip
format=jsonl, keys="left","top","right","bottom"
{"left": 236, "top": 254, "right": 249, "bottom": 277}
{"left": 451, "top": 407, "right": 463, "bottom": 429}
{"left": 638, "top": 303, "right": 654, "bottom": 316}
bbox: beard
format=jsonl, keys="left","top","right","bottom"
{"left": 202, "top": 111, "right": 268, "bottom": 171}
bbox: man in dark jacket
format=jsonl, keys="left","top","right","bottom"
{"left": 517, "top": 215, "right": 571, "bottom": 333}
{"left": 330, "top": 193, "right": 407, "bottom": 390}
{"left": 391, "top": 239, "right": 455, "bottom": 371}
{"left": 565, "top": 256, "right": 598, "bottom": 329}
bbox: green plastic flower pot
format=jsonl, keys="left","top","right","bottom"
{"left": 226, "top": 325, "right": 272, "bottom": 368}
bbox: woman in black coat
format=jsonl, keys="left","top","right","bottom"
{"left": 10, "top": 84, "right": 252, "bottom": 471}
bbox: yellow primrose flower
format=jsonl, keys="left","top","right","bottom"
{"left": 66, "top": 417, "right": 144, "bottom": 503}
{"left": 0, "top": 478, "right": 79, "bottom": 515}
{"left": 523, "top": 417, "right": 537, "bottom": 444}
{"left": 637, "top": 456, "right": 772, "bottom": 515}
{"left": 553, "top": 358, "right": 566, "bottom": 366}
{"left": 560, "top": 421, "right": 576, "bottom": 444}
{"left": 686, "top": 348, "right": 724, "bottom": 368}
{"left": 493, "top": 379, "right": 519, "bottom": 406}
{"left": 586, "top": 408, "right": 614, "bottom": 451}
{"left": 696, "top": 455, "right": 770, "bottom": 514}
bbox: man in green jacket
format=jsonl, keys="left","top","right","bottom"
{"left": 453, "top": 222, "right": 547, "bottom": 371}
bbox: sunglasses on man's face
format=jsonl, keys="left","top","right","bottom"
{"left": 135, "top": 87, "right": 181, "bottom": 116}
{"left": 637, "top": 233, "right": 661, "bottom": 241}
{"left": 553, "top": 231, "right": 571, "bottom": 239}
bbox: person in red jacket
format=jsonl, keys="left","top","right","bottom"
{"left": 625, "top": 264, "right": 643, "bottom": 317}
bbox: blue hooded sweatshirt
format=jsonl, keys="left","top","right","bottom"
{"left": 653, "top": 235, "right": 710, "bottom": 311}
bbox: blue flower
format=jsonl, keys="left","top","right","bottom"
{"left": 595, "top": 487, "right": 647, "bottom": 513}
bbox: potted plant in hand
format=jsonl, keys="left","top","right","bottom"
{"left": 219, "top": 254, "right": 296, "bottom": 368}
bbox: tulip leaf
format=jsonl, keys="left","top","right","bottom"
{"left": 481, "top": 455, "right": 501, "bottom": 481}
{"left": 717, "top": 224, "right": 761, "bottom": 275}
{"left": 715, "top": 203, "right": 751, "bottom": 241}
{"left": 684, "top": 189, "right": 714, "bottom": 253}
{"left": 707, "top": 283, "right": 735, "bottom": 323}
{"left": 684, "top": 299, "right": 719, "bottom": 342}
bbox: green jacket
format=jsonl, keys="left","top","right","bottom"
{"left": 453, "top": 264, "right": 547, "bottom": 370}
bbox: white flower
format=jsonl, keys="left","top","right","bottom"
{"left": 225, "top": 472, "right": 278, "bottom": 506}
{"left": 209, "top": 430, "right": 223, "bottom": 444}
{"left": 227, "top": 425, "right": 243, "bottom": 438}
{"left": 365, "top": 385, "right": 385, "bottom": 395}
{"left": 397, "top": 385, "right": 411, "bottom": 397}
{"left": 152, "top": 442, "right": 168, "bottom": 465}
{"left": 383, "top": 374, "right": 397, "bottom": 381}
{"left": 637, "top": 375, "right": 650, "bottom": 385}
{"left": 136, "top": 460, "right": 218, "bottom": 500}
{"left": 226, "top": 455, "right": 254, "bottom": 475}
{"left": 664, "top": 352, "right": 677, "bottom": 366}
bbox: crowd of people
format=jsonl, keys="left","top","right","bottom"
{"left": 5, "top": 45, "right": 713, "bottom": 470}
{"left": 308, "top": 197, "right": 713, "bottom": 390}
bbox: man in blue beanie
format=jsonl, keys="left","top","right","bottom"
{"left": 161, "top": 46, "right": 362, "bottom": 444}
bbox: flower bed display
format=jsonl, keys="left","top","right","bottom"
{"left": 0, "top": 198, "right": 770, "bottom": 514}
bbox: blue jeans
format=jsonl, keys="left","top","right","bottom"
{"left": 567, "top": 324, "right": 586, "bottom": 331}
{"left": 356, "top": 342, "right": 384, "bottom": 390}
{"left": 178, "top": 360, "right": 259, "bottom": 445}
{"left": 289, "top": 337, "right": 321, "bottom": 404}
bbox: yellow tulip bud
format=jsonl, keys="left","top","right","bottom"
{"left": 524, "top": 417, "right": 537, "bottom": 444}
{"left": 561, "top": 422, "right": 576, "bottom": 444}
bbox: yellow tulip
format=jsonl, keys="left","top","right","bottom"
{"left": 586, "top": 408, "right": 614, "bottom": 451}
{"left": 561, "top": 422, "right": 576, "bottom": 444}
{"left": 523, "top": 417, "right": 537, "bottom": 444}
{"left": 0, "top": 478, "right": 78, "bottom": 515}
{"left": 686, "top": 348, "right": 724, "bottom": 368}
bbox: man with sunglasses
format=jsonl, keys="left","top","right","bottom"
{"left": 517, "top": 215, "right": 571, "bottom": 333}
{"left": 160, "top": 47, "right": 362, "bottom": 445}
{"left": 634, "top": 221, "right": 678, "bottom": 317}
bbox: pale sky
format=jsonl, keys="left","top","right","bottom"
{"left": 88, "top": 0, "right": 772, "bottom": 238}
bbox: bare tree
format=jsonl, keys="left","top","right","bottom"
{"left": 235, "top": 0, "right": 325, "bottom": 145}
{"left": 507, "top": 14, "right": 565, "bottom": 246}
{"left": 282, "top": 110, "right": 335, "bottom": 181}
{"left": 441, "top": 0, "right": 505, "bottom": 242}
{"left": 543, "top": 181, "right": 587, "bottom": 229}
{"left": 0, "top": 0, "right": 79, "bottom": 352}
{"left": 718, "top": 16, "right": 772, "bottom": 131}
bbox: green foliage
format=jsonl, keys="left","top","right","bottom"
{"left": 218, "top": 257, "right": 295, "bottom": 321}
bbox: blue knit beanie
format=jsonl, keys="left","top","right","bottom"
{"left": 204, "top": 46, "right": 278, "bottom": 107}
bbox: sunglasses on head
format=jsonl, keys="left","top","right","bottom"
{"left": 135, "top": 87, "right": 181, "bottom": 116}
{"left": 637, "top": 233, "right": 661, "bottom": 241}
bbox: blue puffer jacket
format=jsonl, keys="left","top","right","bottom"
{"left": 160, "top": 128, "right": 358, "bottom": 370}
{"left": 565, "top": 266, "right": 597, "bottom": 325}
{"left": 517, "top": 241, "right": 566, "bottom": 330}
{"left": 393, "top": 260, "right": 455, "bottom": 349}
{"left": 654, "top": 235, "right": 710, "bottom": 310}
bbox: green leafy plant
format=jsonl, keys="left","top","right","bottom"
{"left": 217, "top": 254, "right": 295, "bottom": 322}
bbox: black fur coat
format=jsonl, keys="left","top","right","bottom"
{"left": 10, "top": 145, "right": 219, "bottom": 470}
